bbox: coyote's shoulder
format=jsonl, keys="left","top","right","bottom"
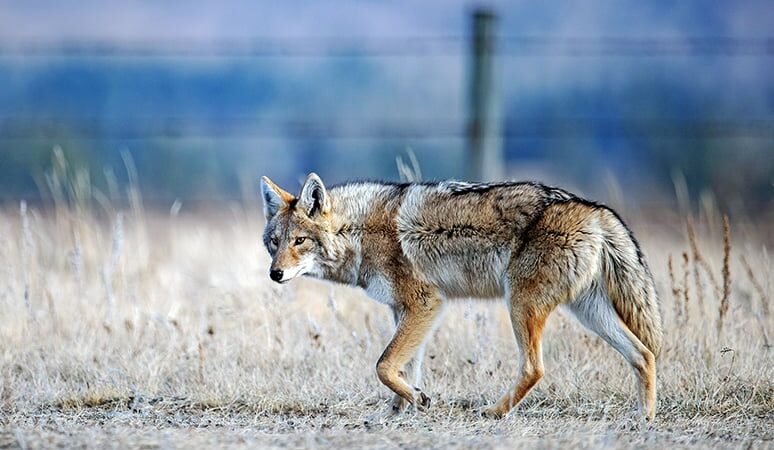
{"left": 261, "top": 174, "right": 662, "bottom": 420}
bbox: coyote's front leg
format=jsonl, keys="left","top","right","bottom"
{"left": 377, "top": 293, "right": 441, "bottom": 412}
{"left": 389, "top": 308, "right": 430, "bottom": 413}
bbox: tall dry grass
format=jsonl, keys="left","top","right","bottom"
{"left": 0, "top": 154, "right": 771, "bottom": 449}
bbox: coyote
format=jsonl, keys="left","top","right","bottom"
{"left": 260, "top": 173, "right": 662, "bottom": 420}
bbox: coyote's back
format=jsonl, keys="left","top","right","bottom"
{"left": 394, "top": 180, "right": 662, "bottom": 354}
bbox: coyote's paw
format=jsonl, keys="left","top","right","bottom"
{"left": 479, "top": 405, "right": 505, "bottom": 419}
{"left": 413, "top": 388, "right": 431, "bottom": 412}
{"left": 390, "top": 395, "right": 408, "bottom": 414}
{"left": 643, "top": 406, "right": 656, "bottom": 423}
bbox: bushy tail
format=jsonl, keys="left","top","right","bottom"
{"left": 600, "top": 213, "right": 663, "bottom": 358}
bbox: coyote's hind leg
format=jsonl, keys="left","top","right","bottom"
{"left": 566, "top": 288, "right": 657, "bottom": 420}
{"left": 481, "top": 292, "right": 554, "bottom": 419}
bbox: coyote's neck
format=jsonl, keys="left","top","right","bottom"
{"left": 330, "top": 183, "right": 393, "bottom": 226}
{"left": 314, "top": 183, "right": 399, "bottom": 286}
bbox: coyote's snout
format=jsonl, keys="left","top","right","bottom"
{"left": 260, "top": 173, "right": 663, "bottom": 420}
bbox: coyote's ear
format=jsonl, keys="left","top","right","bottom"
{"left": 260, "top": 176, "right": 294, "bottom": 221}
{"left": 299, "top": 172, "right": 330, "bottom": 218}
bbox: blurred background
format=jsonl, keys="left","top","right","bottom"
{"left": 0, "top": 1, "right": 772, "bottom": 213}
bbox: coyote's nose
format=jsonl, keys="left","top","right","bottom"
{"left": 269, "top": 269, "right": 284, "bottom": 282}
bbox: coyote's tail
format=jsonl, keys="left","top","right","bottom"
{"left": 600, "top": 212, "right": 663, "bottom": 358}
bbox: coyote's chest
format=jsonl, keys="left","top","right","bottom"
{"left": 363, "top": 274, "right": 396, "bottom": 306}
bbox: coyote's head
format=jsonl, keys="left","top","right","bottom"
{"left": 260, "top": 173, "right": 335, "bottom": 284}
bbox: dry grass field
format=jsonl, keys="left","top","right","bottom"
{"left": 0, "top": 178, "right": 772, "bottom": 448}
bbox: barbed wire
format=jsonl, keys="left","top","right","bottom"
{"left": 0, "top": 36, "right": 772, "bottom": 57}
{"left": 1, "top": 37, "right": 771, "bottom": 142}
{"left": 1, "top": 117, "right": 772, "bottom": 140}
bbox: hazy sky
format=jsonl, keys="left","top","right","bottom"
{"left": 1, "top": 1, "right": 771, "bottom": 43}
{"left": 1, "top": 1, "right": 770, "bottom": 121}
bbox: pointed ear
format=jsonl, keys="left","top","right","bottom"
{"left": 298, "top": 172, "right": 330, "bottom": 217}
{"left": 260, "top": 176, "right": 294, "bottom": 221}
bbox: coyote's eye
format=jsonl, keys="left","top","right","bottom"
{"left": 270, "top": 237, "right": 279, "bottom": 247}
{"left": 293, "top": 237, "right": 307, "bottom": 246}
